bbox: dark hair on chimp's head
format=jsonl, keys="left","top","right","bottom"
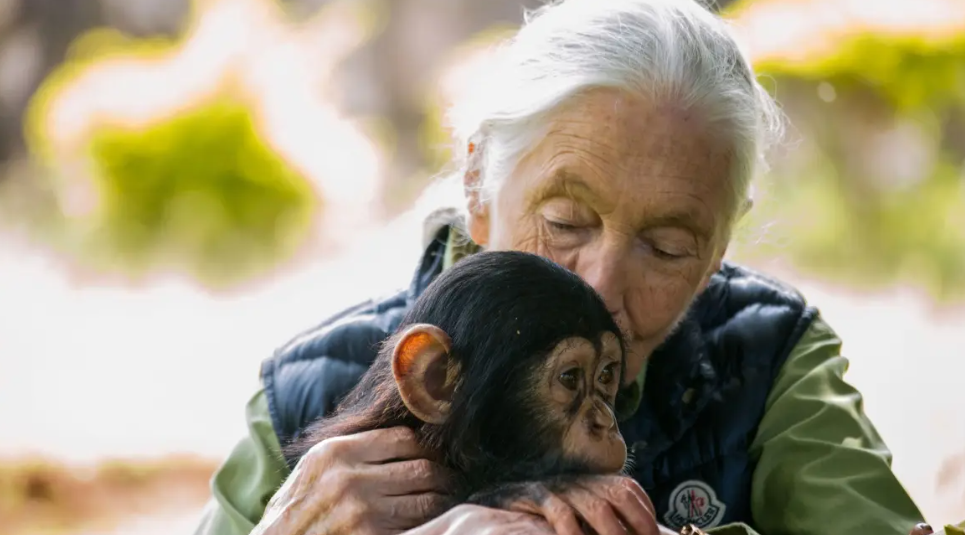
{"left": 409, "top": 251, "right": 624, "bottom": 485}
{"left": 402, "top": 250, "right": 623, "bottom": 370}
{"left": 283, "top": 251, "right": 624, "bottom": 493}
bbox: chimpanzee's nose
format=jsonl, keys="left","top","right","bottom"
{"left": 588, "top": 398, "right": 618, "bottom": 434}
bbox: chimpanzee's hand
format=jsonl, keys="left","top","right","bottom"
{"left": 252, "top": 427, "right": 456, "bottom": 535}
{"left": 469, "top": 475, "right": 669, "bottom": 535}
{"left": 404, "top": 504, "right": 557, "bottom": 535}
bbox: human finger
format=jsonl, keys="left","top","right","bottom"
{"left": 533, "top": 491, "right": 585, "bottom": 535}
{"left": 557, "top": 484, "right": 628, "bottom": 535}
{"left": 618, "top": 477, "right": 657, "bottom": 517}
{"left": 367, "top": 458, "right": 457, "bottom": 496}
{"left": 586, "top": 477, "right": 659, "bottom": 535}
{"left": 404, "top": 504, "right": 555, "bottom": 535}
{"left": 340, "top": 426, "right": 426, "bottom": 463}
{"left": 493, "top": 487, "right": 585, "bottom": 535}
{"left": 374, "top": 492, "right": 456, "bottom": 529}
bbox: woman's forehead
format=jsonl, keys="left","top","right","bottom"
{"left": 509, "top": 89, "right": 733, "bottom": 232}
{"left": 542, "top": 90, "right": 730, "bottom": 182}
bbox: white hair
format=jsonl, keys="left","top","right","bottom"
{"left": 426, "top": 0, "right": 783, "bottom": 235}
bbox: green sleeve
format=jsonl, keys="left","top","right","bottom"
{"left": 746, "top": 314, "right": 925, "bottom": 535}
{"left": 193, "top": 389, "right": 291, "bottom": 535}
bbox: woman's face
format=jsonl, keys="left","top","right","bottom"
{"left": 467, "top": 88, "right": 734, "bottom": 384}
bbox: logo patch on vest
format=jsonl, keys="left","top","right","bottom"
{"left": 663, "top": 480, "right": 727, "bottom": 530}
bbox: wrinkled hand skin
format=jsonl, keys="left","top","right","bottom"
{"left": 251, "top": 427, "right": 455, "bottom": 535}
{"left": 404, "top": 504, "right": 558, "bottom": 535}
{"left": 467, "top": 474, "right": 673, "bottom": 535}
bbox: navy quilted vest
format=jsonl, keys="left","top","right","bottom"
{"left": 260, "top": 225, "right": 817, "bottom": 531}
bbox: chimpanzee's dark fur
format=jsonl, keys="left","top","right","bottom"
{"left": 283, "top": 250, "right": 625, "bottom": 501}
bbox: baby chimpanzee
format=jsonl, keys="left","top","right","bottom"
{"left": 286, "top": 250, "right": 642, "bottom": 533}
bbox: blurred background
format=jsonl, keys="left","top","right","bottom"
{"left": 0, "top": 0, "right": 963, "bottom": 533}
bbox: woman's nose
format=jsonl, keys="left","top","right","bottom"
{"left": 579, "top": 243, "right": 629, "bottom": 317}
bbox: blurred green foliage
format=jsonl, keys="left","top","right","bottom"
{"left": 23, "top": 28, "right": 320, "bottom": 287}
{"left": 731, "top": 32, "right": 965, "bottom": 300}
{"left": 754, "top": 34, "right": 965, "bottom": 113}
{"left": 83, "top": 97, "right": 319, "bottom": 284}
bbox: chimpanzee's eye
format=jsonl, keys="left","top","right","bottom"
{"left": 598, "top": 363, "right": 617, "bottom": 385}
{"left": 558, "top": 369, "right": 581, "bottom": 390}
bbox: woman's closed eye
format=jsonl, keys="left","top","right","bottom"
{"left": 650, "top": 245, "right": 686, "bottom": 260}
{"left": 546, "top": 218, "right": 580, "bottom": 232}
{"left": 641, "top": 237, "right": 696, "bottom": 260}
{"left": 539, "top": 198, "right": 599, "bottom": 236}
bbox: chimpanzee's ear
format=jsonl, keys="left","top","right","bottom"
{"left": 392, "top": 324, "right": 456, "bottom": 424}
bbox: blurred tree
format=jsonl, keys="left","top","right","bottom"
{"left": 331, "top": 0, "right": 545, "bottom": 216}
{"left": 0, "top": 0, "right": 105, "bottom": 166}
{"left": 77, "top": 94, "right": 320, "bottom": 286}
{"left": 0, "top": 0, "right": 190, "bottom": 173}
{"left": 23, "top": 21, "right": 321, "bottom": 288}
{"left": 724, "top": 18, "right": 965, "bottom": 299}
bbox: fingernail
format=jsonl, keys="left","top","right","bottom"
{"left": 916, "top": 523, "right": 933, "bottom": 534}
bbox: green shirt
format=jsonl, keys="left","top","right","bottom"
{"left": 192, "top": 233, "right": 926, "bottom": 535}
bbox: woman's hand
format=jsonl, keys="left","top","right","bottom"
{"left": 471, "top": 474, "right": 669, "bottom": 535}
{"left": 405, "top": 504, "right": 557, "bottom": 535}
{"left": 252, "top": 426, "right": 455, "bottom": 535}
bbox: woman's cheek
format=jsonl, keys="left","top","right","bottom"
{"left": 627, "top": 272, "right": 697, "bottom": 340}
{"left": 535, "top": 237, "right": 580, "bottom": 271}
{"left": 505, "top": 220, "right": 543, "bottom": 254}
{"left": 508, "top": 218, "right": 576, "bottom": 266}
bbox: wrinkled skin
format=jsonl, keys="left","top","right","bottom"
{"left": 406, "top": 504, "right": 557, "bottom": 535}
{"left": 253, "top": 428, "right": 456, "bottom": 535}
{"left": 470, "top": 475, "right": 667, "bottom": 535}
{"left": 466, "top": 87, "right": 734, "bottom": 388}
{"left": 252, "top": 426, "right": 669, "bottom": 535}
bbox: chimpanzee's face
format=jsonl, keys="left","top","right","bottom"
{"left": 536, "top": 331, "right": 626, "bottom": 473}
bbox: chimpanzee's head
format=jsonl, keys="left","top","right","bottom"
{"left": 391, "top": 250, "right": 627, "bottom": 489}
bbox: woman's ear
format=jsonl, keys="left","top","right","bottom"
{"left": 464, "top": 140, "right": 490, "bottom": 246}
{"left": 392, "top": 324, "right": 456, "bottom": 424}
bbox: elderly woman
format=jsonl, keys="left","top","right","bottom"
{"left": 193, "top": 1, "right": 933, "bottom": 534}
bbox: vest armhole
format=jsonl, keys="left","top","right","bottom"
{"left": 769, "top": 305, "right": 819, "bottom": 385}
{"left": 259, "top": 354, "right": 288, "bottom": 449}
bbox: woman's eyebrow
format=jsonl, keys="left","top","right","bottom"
{"left": 529, "top": 171, "right": 608, "bottom": 207}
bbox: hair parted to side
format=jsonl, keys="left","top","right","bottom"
{"left": 427, "top": 0, "right": 784, "bottom": 235}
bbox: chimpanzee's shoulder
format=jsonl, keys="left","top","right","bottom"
{"left": 259, "top": 288, "right": 412, "bottom": 446}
